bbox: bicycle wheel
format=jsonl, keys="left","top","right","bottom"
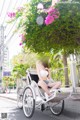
{"left": 17, "top": 87, "right": 23, "bottom": 109}
{"left": 23, "top": 86, "right": 35, "bottom": 118}
{"left": 50, "top": 100, "right": 64, "bottom": 115}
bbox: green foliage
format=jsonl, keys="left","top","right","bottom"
{"left": 13, "top": 64, "right": 29, "bottom": 77}
{"left": 47, "top": 50, "right": 65, "bottom": 84}
{"left": 24, "top": 1, "right": 80, "bottom": 53}
{"left": 3, "top": 76, "right": 15, "bottom": 88}
{"left": 8, "top": 0, "right": 80, "bottom": 54}
{"left": 7, "top": 0, "right": 80, "bottom": 86}
{"left": 11, "top": 48, "right": 39, "bottom": 78}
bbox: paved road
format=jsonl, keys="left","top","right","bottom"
{"left": 0, "top": 96, "right": 80, "bottom": 120}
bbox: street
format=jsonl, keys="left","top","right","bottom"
{"left": 0, "top": 97, "right": 80, "bottom": 120}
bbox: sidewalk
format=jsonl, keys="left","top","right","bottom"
{"left": 0, "top": 89, "right": 17, "bottom": 101}
{"left": 0, "top": 87, "right": 80, "bottom": 101}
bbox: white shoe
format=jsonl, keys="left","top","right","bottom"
{"left": 50, "top": 88, "right": 61, "bottom": 93}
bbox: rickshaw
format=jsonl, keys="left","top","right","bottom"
{"left": 17, "top": 68, "right": 70, "bottom": 118}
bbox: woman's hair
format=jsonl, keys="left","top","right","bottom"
{"left": 37, "top": 56, "right": 50, "bottom": 68}
{"left": 42, "top": 61, "right": 49, "bottom": 68}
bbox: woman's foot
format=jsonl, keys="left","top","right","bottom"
{"left": 50, "top": 88, "right": 61, "bottom": 93}
{"left": 45, "top": 92, "right": 56, "bottom": 101}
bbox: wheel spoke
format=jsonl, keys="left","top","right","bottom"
{"left": 23, "top": 87, "right": 35, "bottom": 118}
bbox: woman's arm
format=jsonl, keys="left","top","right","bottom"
{"left": 36, "top": 62, "right": 43, "bottom": 81}
{"left": 47, "top": 68, "right": 52, "bottom": 80}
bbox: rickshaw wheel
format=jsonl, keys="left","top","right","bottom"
{"left": 23, "top": 86, "right": 35, "bottom": 118}
{"left": 17, "top": 87, "right": 23, "bottom": 109}
{"left": 50, "top": 100, "right": 64, "bottom": 115}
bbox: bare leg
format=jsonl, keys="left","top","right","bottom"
{"left": 38, "top": 80, "right": 50, "bottom": 95}
{"left": 48, "top": 81, "right": 61, "bottom": 89}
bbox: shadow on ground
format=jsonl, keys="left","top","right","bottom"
{"left": 5, "top": 99, "right": 80, "bottom": 120}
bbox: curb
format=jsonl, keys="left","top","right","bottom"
{"left": 0, "top": 94, "right": 17, "bottom": 101}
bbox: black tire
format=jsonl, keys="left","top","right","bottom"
{"left": 50, "top": 100, "right": 64, "bottom": 115}
{"left": 17, "top": 87, "right": 23, "bottom": 109}
{"left": 23, "top": 86, "right": 35, "bottom": 118}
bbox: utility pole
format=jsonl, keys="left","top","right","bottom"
{"left": 0, "top": 25, "right": 5, "bottom": 86}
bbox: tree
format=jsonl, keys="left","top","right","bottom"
{"left": 11, "top": 48, "right": 39, "bottom": 77}
{"left": 7, "top": 0, "right": 80, "bottom": 53}
{"left": 8, "top": 0, "right": 80, "bottom": 86}
{"left": 22, "top": 0, "right": 80, "bottom": 53}
{"left": 24, "top": 0, "right": 80, "bottom": 86}
{"left": 3, "top": 76, "right": 15, "bottom": 90}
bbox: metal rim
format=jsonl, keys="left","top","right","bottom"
{"left": 23, "top": 86, "right": 35, "bottom": 118}
{"left": 50, "top": 100, "right": 64, "bottom": 115}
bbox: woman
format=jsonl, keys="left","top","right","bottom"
{"left": 36, "top": 60, "right": 61, "bottom": 99}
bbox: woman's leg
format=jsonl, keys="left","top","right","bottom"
{"left": 38, "top": 80, "right": 50, "bottom": 95}
{"left": 48, "top": 81, "right": 61, "bottom": 89}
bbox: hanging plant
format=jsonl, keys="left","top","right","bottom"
{"left": 37, "top": 2, "right": 60, "bottom": 26}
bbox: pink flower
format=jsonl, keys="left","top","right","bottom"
{"left": 37, "top": 3, "right": 44, "bottom": 9}
{"left": 45, "top": 15, "right": 55, "bottom": 25}
{"left": 47, "top": 7, "right": 56, "bottom": 14}
{"left": 19, "top": 42, "right": 22, "bottom": 46}
{"left": 48, "top": 8, "right": 59, "bottom": 17}
{"left": 7, "top": 12, "right": 16, "bottom": 18}
{"left": 17, "top": 7, "right": 23, "bottom": 11}
{"left": 53, "top": 14, "right": 59, "bottom": 19}
{"left": 44, "top": 7, "right": 60, "bottom": 25}
{"left": 19, "top": 34, "right": 25, "bottom": 41}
